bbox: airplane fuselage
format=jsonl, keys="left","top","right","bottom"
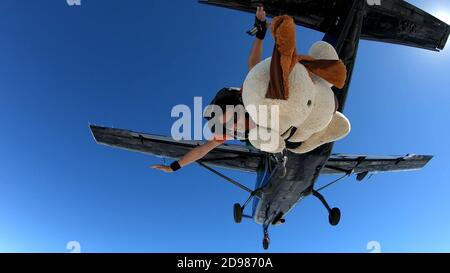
{"left": 252, "top": 144, "right": 334, "bottom": 225}
{"left": 249, "top": 0, "right": 367, "bottom": 227}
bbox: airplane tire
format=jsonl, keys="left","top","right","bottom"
{"left": 233, "top": 203, "right": 243, "bottom": 224}
{"left": 263, "top": 236, "right": 270, "bottom": 250}
{"left": 328, "top": 208, "right": 341, "bottom": 226}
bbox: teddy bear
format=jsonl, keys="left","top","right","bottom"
{"left": 241, "top": 16, "right": 351, "bottom": 154}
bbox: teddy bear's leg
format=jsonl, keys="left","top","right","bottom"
{"left": 248, "top": 126, "right": 285, "bottom": 154}
{"left": 288, "top": 112, "right": 351, "bottom": 154}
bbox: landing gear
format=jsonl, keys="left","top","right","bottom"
{"left": 232, "top": 188, "right": 263, "bottom": 224}
{"left": 262, "top": 226, "right": 270, "bottom": 250}
{"left": 233, "top": 203, "right": 243, "bottom": 224}
{"left": 328, "top": 207, "right": 341, "bottom": 226}
{"left": 313, "top": 190, "right": 341, "bottom": 226}
{"left": 263, "top": 236, "right": 270, "bottom": 250}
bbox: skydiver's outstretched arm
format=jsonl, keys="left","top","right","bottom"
{"left": 248, "top": 7, "right": 268, "bottom": 71}
{"left": 150, "top": 139, "right": 224, "bottom": 173}
{"left": 248, "top": 39, "right": 263, "bottom": 71}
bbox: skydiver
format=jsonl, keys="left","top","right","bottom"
{"left": 151, "top": 7, "right": 349, "bottom": 173}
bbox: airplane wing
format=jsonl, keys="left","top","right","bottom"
{"left": 362, "top": 0, "right": 449, "bottom": 51}
{"left": 89, "top": 125, "right": 265, "bottom": 173}
{"left": 90, "top": 126, "right": 432, "bottom": 176}
{"left": 199, "top": 0, "right": 450, "bottom": 51}
{"left": 322, "top": 154, "right": 433, "bottom": 176}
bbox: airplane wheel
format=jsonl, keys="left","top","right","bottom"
{"left": 328, "top": 208, "right": 341, "bottom": 226}
{"left": 263, "top": 236, "right": 270, "bottom": 250}
{"left": 233, "top": 203, "right": 243, "bottom": 224}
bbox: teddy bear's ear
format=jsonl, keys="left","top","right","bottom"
{"left": 309, "top": 41, "right": 346, "bottom": 88}
{"left": 309, "top": 41, "right": 339, "bottom": 60}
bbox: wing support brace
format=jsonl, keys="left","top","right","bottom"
{"left": 197, "top": 162, "right": 255, "bottom": 195}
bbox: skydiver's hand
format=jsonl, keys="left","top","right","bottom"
{"left": 149, "top": 164, "right": 174, "bottom": 173}
{"left": 256, "top": 6, "right": 266, "bottom": 22}
{"left": 254, "top": 6, "right": 268, "bottom": 40}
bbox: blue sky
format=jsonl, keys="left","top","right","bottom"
{"left": 1, "top": 0, "right": 450, "bottom": 253}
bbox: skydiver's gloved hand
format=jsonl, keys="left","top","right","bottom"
{"left": 254, "top": 16, "right": 267, "bottom": 40}
{"left": 247, "top": 6, "right": 267, "bottom": 40}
